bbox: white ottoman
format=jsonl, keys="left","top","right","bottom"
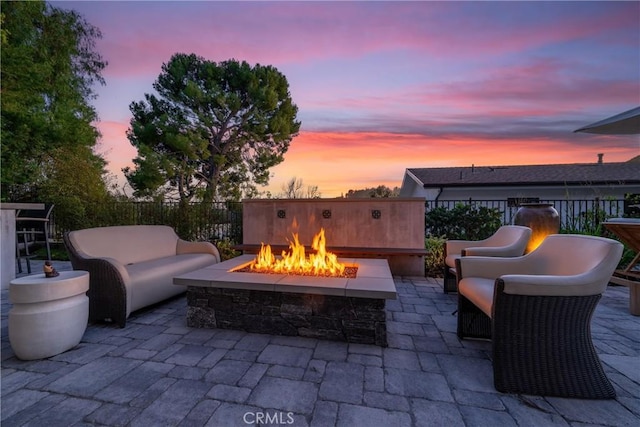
{"left": 9, "top": 270, "right": 89, "bottom": 360}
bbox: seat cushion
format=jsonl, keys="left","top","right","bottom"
{"left": 458, "top": 277, "right": 495, "bottom": 318}
{"left": 126, "top": 253, "right": 217, "bottom": 313}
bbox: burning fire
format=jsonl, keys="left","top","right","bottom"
{"left": 250, "top": 228, "right": 347, "bottom": 277}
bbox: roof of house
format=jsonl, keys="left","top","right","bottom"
{"left": 406, "top": 160, "right": 640, "bottom": 188}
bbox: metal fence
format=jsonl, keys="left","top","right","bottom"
{"left": 425, "top": 198, "right": 634, "bottom": 233}
{"left": 48, "top": 198, "right": 634, "bottom": 243}
{"left": 50, "top": 201, "right": 243, "bottom": 243}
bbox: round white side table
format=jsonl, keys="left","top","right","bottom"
{"left": 9, "top": 270, "right": 89, "bottom": 360}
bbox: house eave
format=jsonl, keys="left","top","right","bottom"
{"left": 423, "top": 180, "right": 640, "bottom": 188}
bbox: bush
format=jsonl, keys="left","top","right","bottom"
{"left": 562, "top": 205, "right": 609, "bottom": 235}
{"left": 215, "top": 238, "right": 241, "bottom": 261}
{"left": 425, "top": 203, "right": 502, "bottom": 240}
{"left": 424, "top": 236, "right": 446, "bottom": 277}
{"left": 423, "top": 204, "right": 502, "bottom": 277}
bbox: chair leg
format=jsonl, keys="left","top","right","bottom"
{"left": 23, "top": 232, "right": 32, "bottom": 274}
{"left": 15, "top": 237, "right": 23, "bottom": 274}
{"left": 43, "top": 226, "right": 51, "bottom": 260}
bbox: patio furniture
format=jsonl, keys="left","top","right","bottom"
{"left": 603, "top": 218, "right": 640, "bottom": 315}
{"left": 9, "top": 270, "right": 89, "bottom": 360}
{"left": 15, "top": 203, "right": 55, "bottom": 274}
{"left": 1, "top": 203, "right": 45, "bottom": 290}
{"left": 63, "top": 225, "right": 220, "bottom": 327}
{"left": 455, "top": 234, "right": 623, "bottom": 398}
{"left": 443, "top": 225, "right": 531, "bottom": 293}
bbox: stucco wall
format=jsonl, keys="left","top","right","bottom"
{"left": 242, "top": 198, "right": 426, "bottom": 276}
{"left": 243, "top": 198, "right": 425, "bottom": 249}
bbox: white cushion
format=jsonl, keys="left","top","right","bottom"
{"left": 458, "top": 277, "right": 495, "bottom": 318}
{"left": 458, "top": 234, "right": 623, "bottom": 297}
{"left": 446, "top": 225, "right": 531, "bottom": 259}
{"left": 126, "top": 253, "right": 217, "bottom": 313}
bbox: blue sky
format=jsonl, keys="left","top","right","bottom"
{"left": 56, "top": 1, "right": 640, "bottom": 197}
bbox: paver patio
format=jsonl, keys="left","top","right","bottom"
{"left": 1, "top": 260, "right": 639, "bottom": 426}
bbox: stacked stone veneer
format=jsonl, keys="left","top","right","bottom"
{"left": 186, "top": 286, "right": 388, "bottom": 346}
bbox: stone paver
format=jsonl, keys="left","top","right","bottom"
{"left": 248, "top": 376, "right": 318, "bottom": 413}
{"left": 319, "top": 362, "right": 364, "bottom": 404}
{"left": 1, "top": 263, "right": 639, "bottom": 426}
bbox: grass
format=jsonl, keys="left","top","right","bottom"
{"left": 25, "top": 243, "right": 70, "bottom": 261}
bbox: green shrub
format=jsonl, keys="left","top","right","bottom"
{"left": 215, "top": 238, "right": 241, "bottom": 261}
{"left": 562, "top": 204, "right": 609, "bottom": 235}
{"left": 425, "top": 203, "right": 502, "bottom": 240}
{"left": 424, "top": 236, "right": 446, "bottom": 277}
{"left": 31, "top": 243, "right": 69, "bottom": 261}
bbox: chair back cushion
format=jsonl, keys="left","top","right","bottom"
{"left": 532, "top": 234, "right": 621, "bottom": 275}
{"left": 519, "top": 234, "right": 623, "bottom": 295}
{"left": 485, "top": 225, "right": 531, "bottom": 249}
{"left": 67, "top": 225, "right": 179, "bottom": 265}
{"left": 446, "top": 225, "right": 531, "bottom": 265}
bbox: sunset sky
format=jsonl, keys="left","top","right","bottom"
{"left": 56, "top": 1, "right": 640, "bottom": 198}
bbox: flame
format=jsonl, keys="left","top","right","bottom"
{"left": 250, "top": 228, "right": 347, "bottom": 276}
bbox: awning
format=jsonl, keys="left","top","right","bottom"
{"left": 574, "top": 106, "right": 640, "bottom": 135}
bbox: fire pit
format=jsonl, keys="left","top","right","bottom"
{"left": 243, "top": 228, "right": 356, "bottom": 278}
{"left": 173, "top": 237, "right": 396, "bottom": 346}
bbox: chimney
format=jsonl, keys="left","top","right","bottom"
{"left": 597, "top": 153, "right": 604, "bottom": 164}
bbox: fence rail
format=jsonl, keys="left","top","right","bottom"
{"left": 47, "top": 198, "right": 635, "bottom": 243}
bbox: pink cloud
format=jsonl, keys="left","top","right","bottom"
{"left": 55, "top": 0, "right": 638, "bottom": 199}
{"left": 75, "top": 1, "right": 638, "bottom": 79}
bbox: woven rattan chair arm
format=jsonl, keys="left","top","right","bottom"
{"left": 63, "top": 232, "right": 130, "bottom": 326}
{"left": 76, "top": 257, "right": 129, "bottom": 327}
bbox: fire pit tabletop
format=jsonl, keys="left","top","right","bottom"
{"left": 173, "top": 255, "right": 397, "bottom": 299}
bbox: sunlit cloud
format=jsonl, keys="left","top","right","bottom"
{"left": 54, "top": 0, "right": 640, "bottom": 198}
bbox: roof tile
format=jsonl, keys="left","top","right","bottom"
{"left": 407, "top": 161, "right": 640, "bottom": 187}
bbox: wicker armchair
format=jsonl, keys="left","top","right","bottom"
{"left": 455, "top": 234, "right": 623, "bottom": 398}
{"left": 443, "top": 225, "right": 531, "bottom": 293}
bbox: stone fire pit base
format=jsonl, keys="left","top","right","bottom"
{"left": 186, "top": 287, "right": 388, "bottom": 346}
{"left": 174, "top": 256, "right": 396, "bottom": 347}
